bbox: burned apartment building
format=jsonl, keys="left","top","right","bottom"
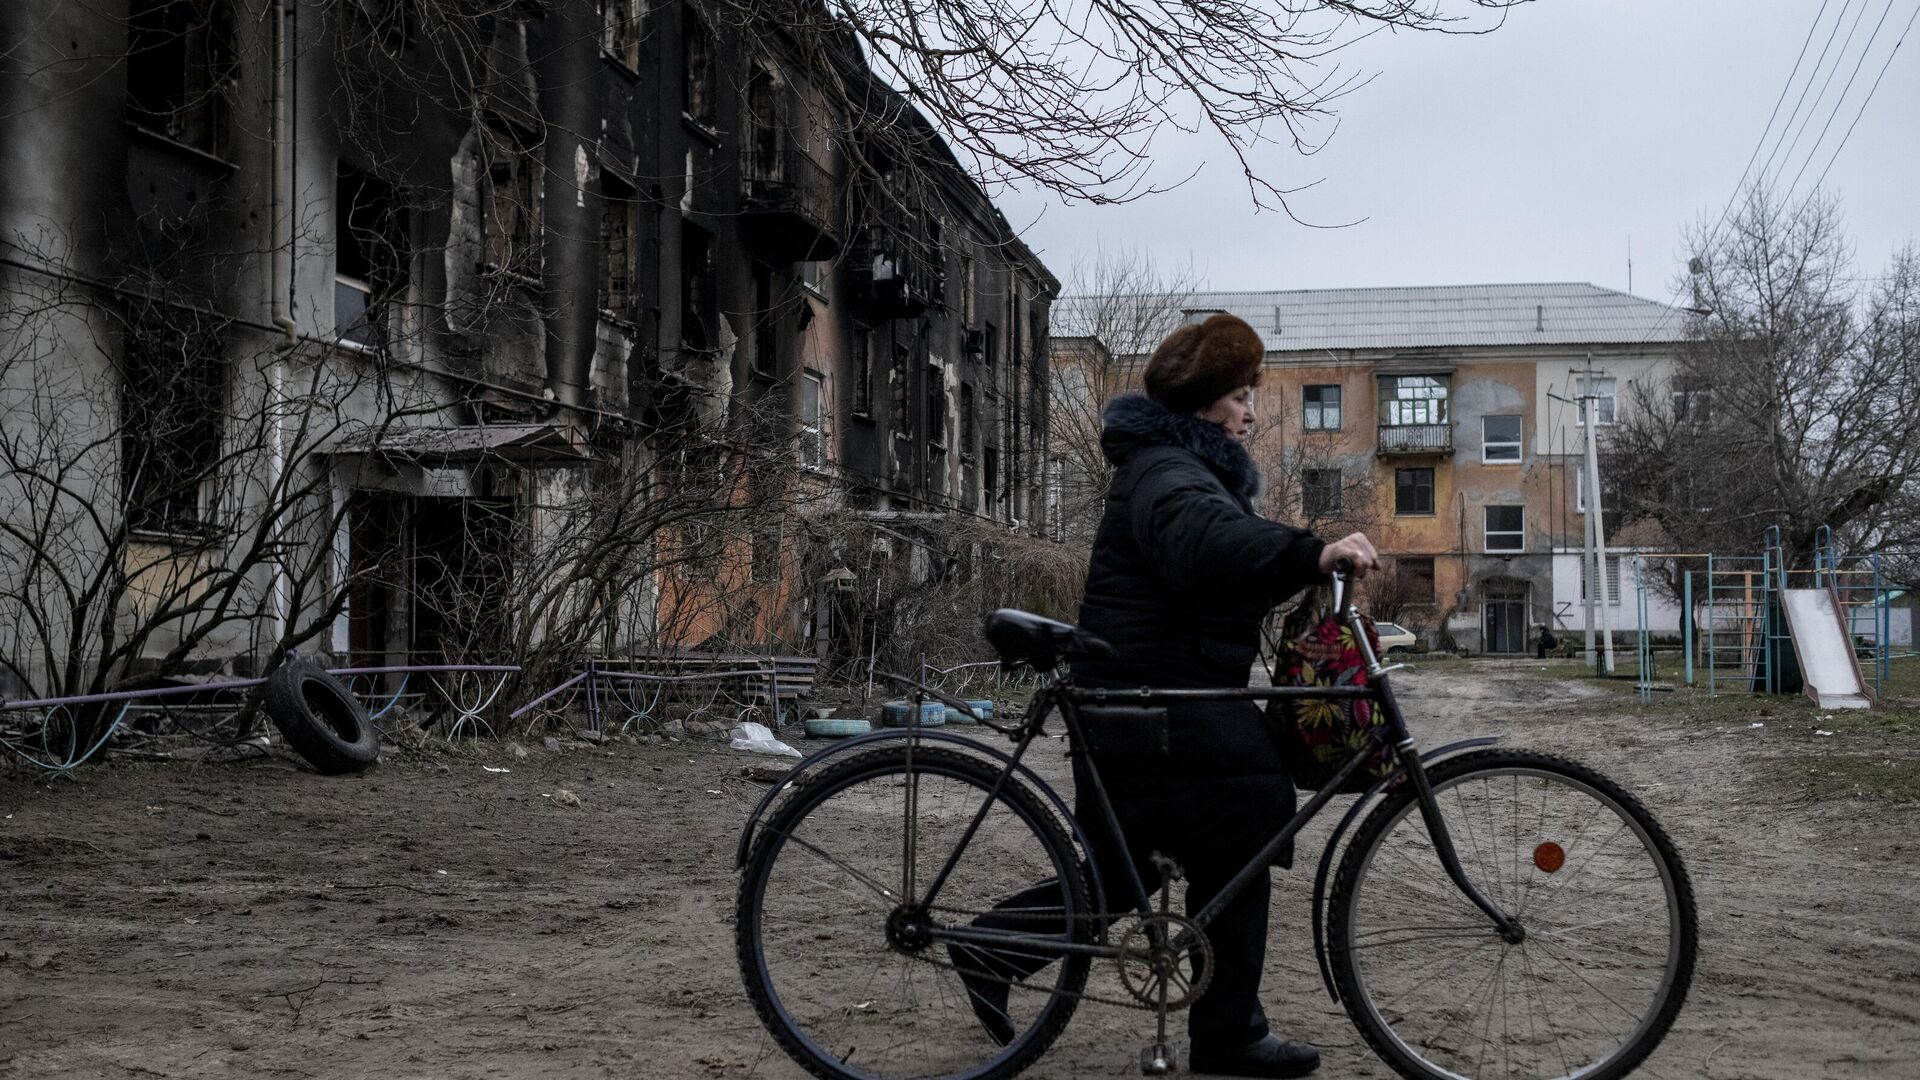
{"left": 0, "top": 0, "right": 1053, "bottom": 696}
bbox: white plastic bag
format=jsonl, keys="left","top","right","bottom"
{"left": 730, "top": 721, "right": 802, "bottom": 758}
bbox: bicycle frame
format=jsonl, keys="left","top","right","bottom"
{"left": 915, "top": 575, "right": 1525, "bottom": 967}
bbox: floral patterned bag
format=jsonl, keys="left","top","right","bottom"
{"left": 1263, "top": 590, "right": 1397, "bottom": 793}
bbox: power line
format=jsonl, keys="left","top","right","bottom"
{"left": 1808, "top": 1, "right": 1920, "bottom": 196}
{"left": 1625, "top": 0, "right": 1845, "bottom": 349}
{"left": 1782, "top": 0, "right": 1904, "bottom": 204}
{"left": 1755, "top": 0, "right": 1860, "bottom": 190}
{"left": 1766, "top": 0, "right": 1873, "bottom": 191}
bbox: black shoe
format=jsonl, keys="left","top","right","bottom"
{"left": 947, "top": 945, "right": 1015, "bottom": 1046}
{"left": 1190, "top": 1034, "right": 1321, "bottom": 1078}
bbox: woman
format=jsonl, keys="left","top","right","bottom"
{"left": 960, "top": 314, "right": 1377, "bottom": 1078}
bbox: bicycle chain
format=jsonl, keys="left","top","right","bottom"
{"left": 911, "top": 906, "right": 1198, "bottom": 1013}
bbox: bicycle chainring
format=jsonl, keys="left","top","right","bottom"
{"left": 1114, "top": 914, "right": 1212, "bottom": 1009}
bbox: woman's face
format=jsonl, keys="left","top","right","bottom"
{"left": 1195, "top": 385, "right": 1256, "bottom": 441}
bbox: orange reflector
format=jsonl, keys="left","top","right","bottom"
{"left": 1534, "top": 842, "right": 1566, "bottom": 873}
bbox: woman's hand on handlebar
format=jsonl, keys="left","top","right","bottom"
{"left": 1319, "top": 532, "right": 1380, "bottom": 578}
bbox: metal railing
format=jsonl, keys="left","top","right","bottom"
{"left": 742, "top": 146, "right": 839, "bottom": 239}
{"left": 0, "top": 658, "right": 523, "bottom": 776}
{"left": 1376, "top": 423, "right": 1452, "bottom": 453}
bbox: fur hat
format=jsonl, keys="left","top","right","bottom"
{"left": 1141, "top": 314, "right": 1265, "bottom": 413}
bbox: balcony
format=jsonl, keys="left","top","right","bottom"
{"left": 852, "top": 232, "right": 944, "bottom": 321}
{"left": 1377, "top": 423, "right": 1452, "bottom": 455}
{"left": 741, "top": 147, "right": 841, "bottom": 262}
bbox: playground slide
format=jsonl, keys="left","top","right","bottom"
{"left": 1780, "top": 589, "right": 1872, "bottom": 709}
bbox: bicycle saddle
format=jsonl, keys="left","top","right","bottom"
{"left": 983, "top": 609, "right": 1116, "bottom": 670}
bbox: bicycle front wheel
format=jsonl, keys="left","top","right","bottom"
{"left": 736, "top": 744, "right": 1091, "bottom": 1080}
{"left": 1328, "top": 749, "right": 1697, "bottom": 1080}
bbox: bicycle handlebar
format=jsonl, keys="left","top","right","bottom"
{"left": 1331, "top": 557, "right": 1356, "bottom": 622}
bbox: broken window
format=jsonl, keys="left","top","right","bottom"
{"left": 482, "top": 139, "right": 541, "bottom": 278}
{"left": 600, "top": 174, "right": 634, "bottom": 318}
{"left": 600, "top": 0, "right": 640, "bottom": 70}
{"left": 682, "top": 5, "right": 715, "bottom": 127}
{"left": 800, "top": 371, "right": 825, "bottom": 468}
{"left": 959, "top": 252, "right": 977, "bottom": 325}
{"left": 120, "top": 314, "right": 226, "bottom": 533}
{"left": 125, "top": 0, "right": 236, "bottom": 158}
{"left": 892, "top": 342, "right": 912, "bottom": 436}
{"left": 745, "top": 66, "right": 782, "bottom": 183}
{"left": 851, "top": 324, "right": 873, "bottom": 416}
{"left": 926, "top": 362, "right": 947, "bottom": 448}
{"left": 681, "top": 222, "right": 714, "bottom": 354}
{"left": 959, "top": 383, "right": 976, "bottom": 457}
{"left": 750, "top": 263, "right": 777, "bottom": 376}
{"left": 335, "top": 164, "right": 410, "bottom": 349}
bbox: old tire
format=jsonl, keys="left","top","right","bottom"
{"left": 263, "top": 660, "right": 380, "bottom": 775}
{"left": 801, "top": 717, "right": 871, "bottom": 739}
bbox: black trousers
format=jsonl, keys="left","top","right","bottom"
{"left": 964, "top": 755, "right": 1288, "bottom": 1050}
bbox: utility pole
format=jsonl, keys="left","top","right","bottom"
{"left": 1581, "top": 454, "right": 1598, "bottom": 667}
{"left": 1577, "top": 356, "right": 1617, "bottom": 675}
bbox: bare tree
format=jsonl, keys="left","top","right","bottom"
{"left": 1610, "top": 187, "right": 1920, "bottom": 576}
{"left": 1047, "top": 248, "right": 1202, "bottom": 541}
{"left": 790, "top": 505, "right": 1086, "bottom": 688}
{"left": 0, "top": 239, "right": 433, "bottom": 712}
{"left": 1248, "top": 389, "right": 1381, "bottom": 538}
{"left": 710, "top": 0, "right": 1530, "bottom": 210}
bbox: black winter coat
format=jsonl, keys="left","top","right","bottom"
{"left": 1074, "top": 394, "right": 1327, "bottom": 869}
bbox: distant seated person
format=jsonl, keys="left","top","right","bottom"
{"left": 1536, "top": 625, "right": 1558, "bottom": 659}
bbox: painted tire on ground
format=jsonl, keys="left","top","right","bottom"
{"left": 263, "top": 660, "right": 380, "bottom": 775}
{"left": 879, "top": 700, "right": 946, "bottom": 728}
{"left": 944, "top": 699, "right": 995, "bottom": 725}
{"left": 801, "top": 717, "right": 872, "bottom": 739}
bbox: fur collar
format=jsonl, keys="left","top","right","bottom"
{"left": 1101, "top": 393, "right": 1260, "bottom": 501}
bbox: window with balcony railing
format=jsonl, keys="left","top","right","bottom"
{"left": 1378, "top": 374, "right": 1451, "bottom": 452}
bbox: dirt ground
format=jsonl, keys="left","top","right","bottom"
{"left": 3, "top": 661, "right": 1917, "bottom": 1079}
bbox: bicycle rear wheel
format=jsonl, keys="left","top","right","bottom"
{"left": 1328, "top": 749, "right": 1696, "bottom": 1080}
{"left": 736, "top": 744, "right": 1091, "bottom": 1080}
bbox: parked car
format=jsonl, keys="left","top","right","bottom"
{"left": 1374, "top": 620, "right": 1418, "bottom": 655}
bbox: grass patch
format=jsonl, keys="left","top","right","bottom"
{"left": 1787, "top": 754, "right": 1920, "bottom": 802}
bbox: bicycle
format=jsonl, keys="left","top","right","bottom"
{"left": 734, "top": 569, "right": 1697, "bottom": 1080}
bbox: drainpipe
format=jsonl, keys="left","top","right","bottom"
{"left": 534, "top": 0, "right": 600, "bottom": 410}
{"left": 267, "top": 0, "right": 297, "bottom": 653}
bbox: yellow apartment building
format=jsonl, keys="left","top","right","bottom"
{"left": 1054, "top": 284, "right": 1691, "bottom": 654}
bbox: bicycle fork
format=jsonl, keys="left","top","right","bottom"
{"left": 1398, "top": 741, "right": 1525, "bottom": 944}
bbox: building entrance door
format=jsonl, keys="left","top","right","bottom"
{"left": 1484, "top": 598, "right": 1529, "bottom": 654}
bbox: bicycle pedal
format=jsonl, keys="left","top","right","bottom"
{"left": 1139, "top": 1041, "right": 1179, "bottom": 1075}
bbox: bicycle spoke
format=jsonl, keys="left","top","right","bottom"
{"left": 1347, "top": 923, "right": 1500, "bottom": 950}
{"left": 742, "top": 746, "right": 1090, "bottom": 1080}
{"left": 1334, "top": 756, "right": 1693, "bottom": 1080}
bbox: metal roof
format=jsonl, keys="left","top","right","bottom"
{"left": 1052, "top": 283, "right": 1692, "bottom": 354}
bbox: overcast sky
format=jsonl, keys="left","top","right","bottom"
{"left": 999, "top": 0, "right": 1919, "bottom": 304}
